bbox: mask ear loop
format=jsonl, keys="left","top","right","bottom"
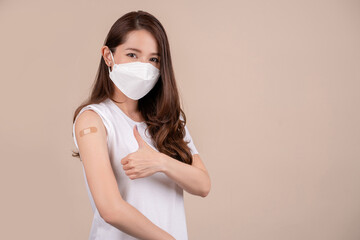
{"left": 108, "top": 51, "right": 116, "bottom": 73}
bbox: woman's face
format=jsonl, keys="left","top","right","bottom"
{"left": 106, "top": 29, "right": 160, "bottom": 70}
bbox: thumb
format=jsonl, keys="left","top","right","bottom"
{"left": 133, "top": 125, "right": 146, "bottom": 148}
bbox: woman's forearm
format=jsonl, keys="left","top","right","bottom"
{"left": 104, "top": 200, "right": 175, "bottom": 240}
{"left": 159, "top": 153, "right": 210, "bottom": 197}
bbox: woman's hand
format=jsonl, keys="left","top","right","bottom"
{"left": 121, "top": 125, "right": 164, "bottom": 180}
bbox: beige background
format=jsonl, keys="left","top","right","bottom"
{"left": 1, "top": 0, "right": 359, "bottom": 239}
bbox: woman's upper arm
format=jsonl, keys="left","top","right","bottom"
{"left": 74, "top": 109, "right": 124, "bottom": 221}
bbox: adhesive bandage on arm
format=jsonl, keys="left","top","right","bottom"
{"left": 79, "top": 126, "right": 98, "bottom": 137}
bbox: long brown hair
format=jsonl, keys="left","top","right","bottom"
{"left": 72, "top": 10, "right": 194, "bottom": 165}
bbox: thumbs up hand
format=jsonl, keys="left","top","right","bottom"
{"left": 120, "top": 125, "right": 165, "bottom": 180}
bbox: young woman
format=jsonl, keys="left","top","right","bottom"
{"left": 72, "top": 10, "right": 211, "bottom": 240}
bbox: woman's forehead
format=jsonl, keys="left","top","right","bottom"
{"left": 120, "top": 30, "right": 158, "bottom": 53}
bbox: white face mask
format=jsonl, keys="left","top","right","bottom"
{"left": 108, "top": 51, "right": 160, "bottom": 100}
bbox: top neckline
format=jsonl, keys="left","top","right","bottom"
{"left": 107, "top": 98, "right": 146, "bottom": 125}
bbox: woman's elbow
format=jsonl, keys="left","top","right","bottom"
{"left": 100, "top": 208, "right": 115, "bottom": 224}
{"left": 100, "top": 204, "right": 124, "bottom": 224}
{"left": 200, "top": 178, "right": 211, "bottom": 198}
{"left": 201, "top": 186, "right": 210, "bottom": 198}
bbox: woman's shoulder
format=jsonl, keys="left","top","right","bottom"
{"left": 76, "top": 99, "right": 114, "bottom": 131}
{"left": 79, "top": 99, "right": 113, "bottom": 116}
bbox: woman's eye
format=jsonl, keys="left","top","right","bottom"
{"left": 127, "top": 53, "right": 159, "bottom": 63}
{"left": 126, "top": 53, "right": 136, "bottom": 58}
{"left": 150, "top": 58, "right": 159, "bottom": 63}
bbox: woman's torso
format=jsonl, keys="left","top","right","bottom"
{"left": 73, "top": 98, "right": 188, "bottom": 240}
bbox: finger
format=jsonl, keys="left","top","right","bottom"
{"left": 121, "top": 156, "right": 129, "bottom": 165}
{"left": 128, "top": 174, "right": 137, "bottom": 180}
{"left": 121, "top": 152, "right": 135, "bottom": 165}
{"left": 133, "top": 125, "right": 146, "bottom": 148}
{"left": 123, "top": 163, "right": 133, "bottom": 170}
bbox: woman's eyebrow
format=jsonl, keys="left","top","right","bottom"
{"left": 125, "top": 47, "right": 160, "bottom": 56}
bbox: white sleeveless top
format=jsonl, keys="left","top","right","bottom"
{"left": 72, "top": 97, "right": 199, "bottom": 240}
